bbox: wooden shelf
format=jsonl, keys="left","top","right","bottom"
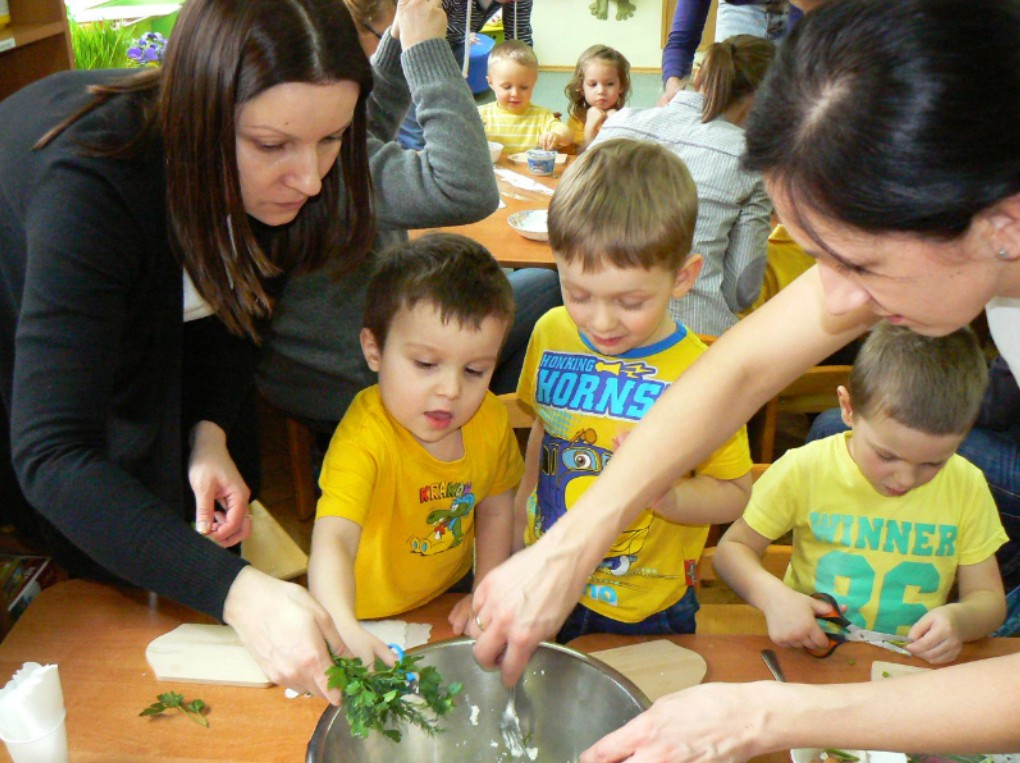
{"left": 0, "top": 0, "right": 73, "bottom": 102}
{"left": 0, "top": 20, "right": 66, "bottom": 50}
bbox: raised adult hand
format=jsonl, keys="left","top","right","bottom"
{"left": 391, "top": 0, "right": 447, "bottom": 48}
{"left": 223, "top": 567, "right": 345, "bottom": 703}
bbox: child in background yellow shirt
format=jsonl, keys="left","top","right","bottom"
{"left": 479, "top": 40, "right": 572, "bottom": 155}
{"left": 308, "top": 233, "right": 524, "bottom": 665}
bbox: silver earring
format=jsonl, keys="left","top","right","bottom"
{"left": 997, "top": 249, "right": 1012, "bottom": 261}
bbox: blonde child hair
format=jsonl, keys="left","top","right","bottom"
{"left": 488, "top": 39, "right": 539, "bottom": 70}
{"left": 548, "top": 138, "right": 697, "bottom": 272}
{"left": 564, "top": 44, "right": 631, "bottom": 126}
{"left": 695, "top": 34, "right": 775, "bottom": 122}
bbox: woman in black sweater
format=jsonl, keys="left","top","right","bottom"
{"left": 0, "top": 0, "right": 375, "bottom": 701}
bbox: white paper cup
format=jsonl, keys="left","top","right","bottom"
{"left": 1, "top": 709, "right": 68, "bottom": 763}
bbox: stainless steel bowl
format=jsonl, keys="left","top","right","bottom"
{"left": 307, "top": 638, "right": 650, "bottom": 762}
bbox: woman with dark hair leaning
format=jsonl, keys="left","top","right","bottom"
{"left": 259, "top": 0, "right": 557, "bottom": 446}
{"left": 0, "top": 0, "right": 377, "bottom": 701}
{"left": 466, "top": 0, "right": 1020, "bottom": 758}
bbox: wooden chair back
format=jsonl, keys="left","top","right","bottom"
{"left": 753, "top": 364, "right": 852, "bottom": 463}
{"left": 696, "top": 462, "right": 792, "bottom": 634}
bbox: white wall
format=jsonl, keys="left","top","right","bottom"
{"left": 531, "top": 0, "right": 663, "bottom": 70}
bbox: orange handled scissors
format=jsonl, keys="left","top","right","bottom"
{"left": 807, "top": 592, "right": 913, "bottom": 658}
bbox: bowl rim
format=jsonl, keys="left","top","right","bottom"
{"left": 507, "top": 208, "right": 548, "bottom": 231}
{"left": 306, "top": 637, "right": 651, "bottom": 762}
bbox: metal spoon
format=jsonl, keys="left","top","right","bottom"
{"left": 499, "top": 682, "right": 527, "bottom": 758}
{"left": 760, "top": 648, "right": 787, "bottom": 682}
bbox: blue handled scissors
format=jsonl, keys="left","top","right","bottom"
{"left": 807, "top": 592, "right": 913, "bottom": 658}
{"left": 387, "top": 643, "right": 419, "bottom": 687}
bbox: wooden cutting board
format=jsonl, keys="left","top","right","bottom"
{"left": 870, "top": 660, "right": 929, "bottom": 681}
{"left": 146, "top": 624, "right": 272, "bottom": 687}
{"left": 590, "top": 640, "right": 708, "bottom": 701}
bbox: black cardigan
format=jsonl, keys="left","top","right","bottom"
{"left": 0, "top": 70, "right": 252, "bottom": 619}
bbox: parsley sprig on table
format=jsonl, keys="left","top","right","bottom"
{"left": 327, "top": 652, "right": 462, "bottom": 742}
{"left": 139, "top": 691, "right": 209, "bottom": 727}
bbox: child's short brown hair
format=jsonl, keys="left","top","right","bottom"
{"left": 849, "top": 322, "right": 989, "bottom": 435}
{"left": 548, "top": 138, "right": 698, "bottom": 272}
{"left": 488, "top": 39, "right": 539, "bottom": 70}
{"left": 363, "top": 233, "right": 515, "bottom": 349}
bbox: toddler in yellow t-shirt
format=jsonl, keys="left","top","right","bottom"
{"left": 308, "top": 233, "right": 524, "bottom": 665}
{"left": 714, "top": 322, "right": 1007, "bottom": 664}
{"left": 516, "top": 139, "right": 754, "bottom": 644}
{"left": 478, "top": 40, "right": 572, "bottom": 155}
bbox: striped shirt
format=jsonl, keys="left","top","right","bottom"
{"left": 443, "top": 0, "right": 533, "bottom": 51}
{"left": 478, "top": 102, "right": 561, "bottom": 155}
{"left": 593, "top": 90, "right": 772, "bottom": 337}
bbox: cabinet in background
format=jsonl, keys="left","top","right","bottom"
{"left": 0, "top": 0, "right": 73, "bottom": 102}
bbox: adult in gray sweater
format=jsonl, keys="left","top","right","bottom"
{"left": 259, "top": 3, "right": 559, "bottom": 432}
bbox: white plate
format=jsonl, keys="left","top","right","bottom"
{"left": 507, "top": 209, "right": 549, "bottom": 242}
{"left": 508, "top": 152, "right": 567, "bottom": 165}
{"left": 792, "top": 749, "right": 908, "bottom": 763}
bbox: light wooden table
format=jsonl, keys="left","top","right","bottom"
{"left": 0, "top": 581, "right": 459, "bottom": 763}
{"left": 412, "top": 155, "right": 567, "bottom": 269}
{"left": 4, "top": 582, "right": 1016, "bottom": 762}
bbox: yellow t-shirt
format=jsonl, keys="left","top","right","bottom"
{"left": 517, "top": 307, "right": 752, "bottom": 622}
{"left": 478, "top": 102, "right": 563, "bottom": 155}
{"left": 567, "top": 114, "right": 585, "bottom": 147}
{"left": 744, "top": 432, "right": 1007, "bottom": 635}
{"left": 742, "top": 224, "right": 815, "bottom": 316}
{"left": 317, "top": 386, "right": 524, "bottom": 618}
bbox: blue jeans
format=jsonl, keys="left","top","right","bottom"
{"left": 397, "top": 101, "right": 426, "bottom": 151}
{"left": 555, "top": 586, "right": 700, "bottom": 644}
{"left": 807, "top": 408, "right": 1020, "bottom": 592}
{"left": 715, "top": 1, "right": 789, "bottom": 43}
{"left": 490, "top": 268, "right": 561, "bottom": 394}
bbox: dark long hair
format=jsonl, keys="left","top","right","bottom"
{"left": 744, "top": 0, "right": 1020, "bottom": 241}
{"left": 37, "top": 0, "right": 375, "bottom": 340}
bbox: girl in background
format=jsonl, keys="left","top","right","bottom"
{"left": 564, "top": 44, "right": 631, "bottom": 150}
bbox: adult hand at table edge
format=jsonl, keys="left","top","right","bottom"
{"left": 579, "top": 682, "right": 775, "bottom": 763}
{"left": 470, "top": 524, "right": 594, "bottom": 686}
{"left": 223, "top": 566, "right": 344, "bottom": 704}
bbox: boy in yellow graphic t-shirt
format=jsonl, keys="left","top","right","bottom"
{"left": 714, "top": 322, "right": 1008, "bottom": 664}
{"left": 516, "top": 139, "right": 754, "bottom": 643}
{"left": 308, "top": 234, "right": 524, "bottom": 665}
{"left": 478, "top": 40, "right": 573, "bottom": 155}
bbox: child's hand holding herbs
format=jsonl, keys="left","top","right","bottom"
{"left": 327, "top": 652, "right": 462, "bottom": 742}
